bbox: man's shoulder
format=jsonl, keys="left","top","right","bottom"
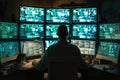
{"left": 47, "top": 43, "right": 58, "bottom": 49}
{"left": 47, "top": 42, "right": 79, "bottom": 50}
{"left": 69, "top": 43, "right": 79, "bottom": 48}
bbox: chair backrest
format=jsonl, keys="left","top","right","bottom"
{"left": 47, "top": 56, "right": 80, "bottom": 80}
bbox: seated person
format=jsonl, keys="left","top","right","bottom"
{"left": 33, "top": 25, "right": 89, "bottom": 80}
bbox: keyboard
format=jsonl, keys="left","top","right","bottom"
{"left": 91, "top": 64, "right": 120, "bottom": 75}
{"left": 92, "top": 64, "right": 110, "bottom": 70}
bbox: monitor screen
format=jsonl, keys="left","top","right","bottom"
{"left": 0, "top": 22, "right": 18, "bottom": 39}
{"left": 46, "top": 24, "right": 70, "bottom": 39}
{"left": 71, "top": 39, "right": 96, "bottom": 55}
{"left": 96, "top": 41, "right": 120, "bottom": 64}
{"left": 0, "top": 41, "right": 19, "bottom": 63}
{"left": 46, "top": 8, "right": 70, "bottom": 23}
{"left": 72, "top": 8, "right": 97, "bottom": 23}
{"left": 99, "top": 23, "right": 120, "bottom": 40}
{"left": 20, "top": 23, "right": 44, "bottom": 39}
{"left": 72, "top": 24, "right": 97, "bottom": 39}
{"left": 21, "top": 40, "right": 44, "bottom": 57}
{"left": 19, "top": 6, "right": 44, "bottom": 22}
{"left": 45, "top": 40, "right": 58, "bottom": 50}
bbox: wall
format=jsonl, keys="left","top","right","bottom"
{"left": 101, "top": 0, "right": 120, "bottom": 23}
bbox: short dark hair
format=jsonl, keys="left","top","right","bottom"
{"left": 57, "top": 25, "right": 68, "bottom": 38}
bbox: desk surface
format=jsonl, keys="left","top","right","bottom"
{"left": 91, "top": 64, "right": 120, "bottom": 75}
{"left": 0, "top": 58, "right": 40, "bottom": 76}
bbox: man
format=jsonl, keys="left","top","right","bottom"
{"left": 34, "top": 25, "right": 89, "bottom": 80}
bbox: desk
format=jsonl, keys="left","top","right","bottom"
{"left": 91, "top": 64, "right": 120, "bottom": 75}
{"left": 0, "top": 59, "right": 41, "bottom": 80}
{"left": 0, "top": 58, "right": 40, "bottom": 75}
{"left": 87, "top": 64, "right": 120, "bottom": 80}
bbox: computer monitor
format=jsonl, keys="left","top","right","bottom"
{"left": 96, "top": 41, "right": 120, "bottom": 64}
{"left": 21, "top": 40, "right": 44, "bottom": 58}
{"left": 45, "top": 40, "right": 58, "bottom": 50}
{"left": 20, "top": 23, "right": 44, "bottom": 39}
{"left": 71, "top": 39, "right": 96, "bottom": 55}
{"left": 72, "top": 7, "right": 97, "bottom": 23}
{"left": 46, "top": 8, "right": 70, "bottom": 23}
{"left": 0, "top": 22, "right": 18, "bottom": 39}
{"left": 72, "top": 24, "right": 97, "bottom": 39}
{"left": 99, "top": 23, "right": 120, "bottom": 40}
{"left": 46, "top": 24, "right": 70, "bottom": 39}
{"left": 19, "top": 6, "right": 44, "bottom": 22}
{"left": 0, "top": 41, "right": 19, "bottom": 63}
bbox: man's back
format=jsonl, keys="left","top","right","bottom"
{"left": 47, "top": 40, "right": 80, "bottom": 57}
{"left": 46, "top": 40, "right": 88, "bottom": 70}
{"left": 33, "top": 25, "right": 89, "bottom": 71}
{"left": 46, "top": 40, "right": 89, "bottom": 80}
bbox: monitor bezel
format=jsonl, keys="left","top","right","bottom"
{"left": 45, "top": 23, "right": 70, "bottom": 39}
{"left": 71, "top": 39, "right": 96, "bottom": 56}
{"left": 96, "top": 41, "right": 120, "bottom": 64}
{"left": 19, "top": 23, "right": 44, "bottom": 39}
{"left": 19, "top": 5, "right": 45, "bottom": 23}
{"left": 72, "top": 7, "right": 97, "bottom": 23}
{"left": 99, "top": 23, "right": 120, "bottom": 40}
{"left": 46, "top": 8, "right": 70, "bottom": 23}
{"left": 20, "top": 39, "right": 44, "bottom": 60}
{"left": 0, "top": 21, "right": 18, "bottom": 39}
{"left": 71, "top": 23, "right": 97, "bottom": 40}
{"left": 0, "top": 41, "right": 19, "bottom": 63}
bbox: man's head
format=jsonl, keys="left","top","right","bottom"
{"left": 57, "top": 25, "right": 68, "bottom": 38}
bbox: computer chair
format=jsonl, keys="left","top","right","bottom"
{"left": 46, "top": 56, "right": 82, "bottom": 80}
